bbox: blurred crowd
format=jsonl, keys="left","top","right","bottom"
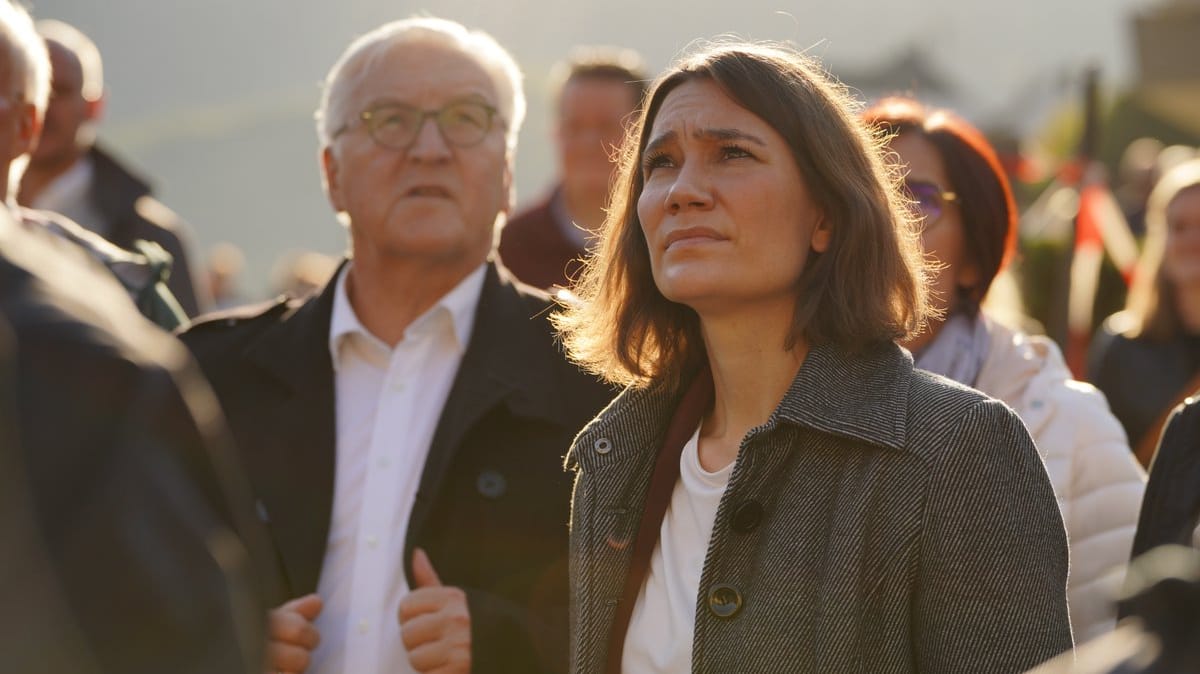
{"left": 5, "top": 1, "right": 1200, "bottom": 673}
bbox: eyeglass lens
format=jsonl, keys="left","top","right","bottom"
{"left": 904, "top": 180, "right": 947, "bottom": 223}
{"left": 366, "top": 101, "right": 494, "bottom": 149}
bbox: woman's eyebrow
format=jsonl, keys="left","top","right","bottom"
{"left": 695, "top": 127, "right": 767, "bottom": 146}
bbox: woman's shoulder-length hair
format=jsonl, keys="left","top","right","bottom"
{"left": 553, "top": 41, "right": 931, "bottom": 390}
{"left": 862, "top": 96, "right": 1018, "bottom": 314}
{"left": 1124, "top": 157, "right": 1200, "bottom": 341}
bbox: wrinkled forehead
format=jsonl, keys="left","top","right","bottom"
{"left": 342, "top": 40, "right": 499, "bottom": 110}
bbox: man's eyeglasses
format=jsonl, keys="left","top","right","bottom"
{"left": 334, "top": 100, "right": 500, "bottom": 150}
{"left": 903, "top": 179, "right": 958, "bottom": 229}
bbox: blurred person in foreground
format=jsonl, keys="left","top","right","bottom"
{"left": 16, "top": 19, "right": 207, "bottom": 316}
{"left": 555, "top": 42, "right": 1072, "bottom": 673}
{"left": 865, "top": 96, "right": 1146, "bottom": 643}
{"left": 1090, "top": 159, "right": 1200, "bottom": 462}
{"left": 0, "top": 193, "right": 270, "bottom": 672}
{"left": 179, "top": 16, "right": 612, "bottom": 674}
{"left": 0, "top": 3, "right": 183, "bottom": 329}
{"left": 498, "top": 47, "right": 645, "bottom": 289}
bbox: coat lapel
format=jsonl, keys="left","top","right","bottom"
{"left": 241, "top": 272, "right": 339, "bottom": 596}
{"left": 405, "top": 263, "right": 560, "bottom": 554}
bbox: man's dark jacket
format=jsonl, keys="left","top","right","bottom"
{"left": 87, "top": 144, "right": 205, "bottom": 316}
{"left": 0, "top": 214, "right": 270, "bottom": 673}
{"left": 178, "top": 260, "right": 614, "bottom": 673}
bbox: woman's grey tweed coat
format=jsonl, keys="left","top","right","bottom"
{"left": 566, "top": 342, "right": 1073, "bottom": 673}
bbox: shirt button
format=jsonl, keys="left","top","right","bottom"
{"left": 594, "top": 437, "right": 612, "bottom": 455}
{"left": 357, "top": 619, "right": 370, "bottom": 634}
{"left": 707, "top": 584, "right": 743, "bottom": 619}
{"left": 731, "top": 500, "right": 764, "bottom": 533}
{"left": 365, "top": 535, "right": 379, "bottom": 549}
{"left": 378, "top": 456, "right": 391, "bottom": 469}
{"left": 391, "top": 378, "right": 405, "bottom": 391}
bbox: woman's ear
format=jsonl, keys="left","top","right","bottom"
{"left": 810, "top": 216, "right": 831, "bottom": 253}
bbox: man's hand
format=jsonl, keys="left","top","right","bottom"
{"left": 265, "top": 594, "right": 323, "bottom": 674}
{"left": 398, "top": 548, "right": 471, "bottom": 674}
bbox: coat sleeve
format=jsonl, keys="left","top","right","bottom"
{"left": 1053, "top": 381, "right": 1145, "bottom": 643}
{"left": 914, "top": 398, "right": 1074, "bottom": 673}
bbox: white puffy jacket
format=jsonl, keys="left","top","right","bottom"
{"left": 973, "top": 318, "right": 1146, "bottom": 643}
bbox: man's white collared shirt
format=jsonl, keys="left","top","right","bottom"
{"left": 30, "top": 156, "right": 109, "bottom": 238}
{"left": 309, "top": 262, "right": 485, "bottom": 674}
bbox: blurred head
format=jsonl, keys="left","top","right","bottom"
{"left": 556, "top": 42, "right": 928, "bottom": 389}
{"left": 0, "top": 1, "right": 49, "bottom": 198}
{"left": 316, "top": 17, "right": 524, "bottom": 272}
{"left": 863, "top": 96, "right": 1017, "bottom": 350}
{"left": 1126, "top": 158, "right": 1200, "bottom": 340}
{"left": 28, "top": 20, "right": 103, "bottom": 170}
{"left": 550, "top": 46, "right": 645, "bottom": 207}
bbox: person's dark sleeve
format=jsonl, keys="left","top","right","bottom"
{"left": 1130, "top": 401, "right": 1200, "bottom": 560}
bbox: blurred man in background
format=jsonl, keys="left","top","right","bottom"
{"left": 498, "top": 46, "right": 645, "bottom": 289}
{"left": 17, "top": 19, "right": 206, "bottom": 316}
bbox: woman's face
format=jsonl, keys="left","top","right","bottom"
{"left": 1164, "top": 185, "right": 1200, "bottom": 290}
{"left": 636, "top": 78, "right": 829, "bottom": 319}
{"left": 889, "top": 131, "right": 979, "bottom": 351}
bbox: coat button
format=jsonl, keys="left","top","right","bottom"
{"left": 707, "top": 584, "right": 743, "bottom": 618}
{"left": 594, "top": 437, "right": 612, "bottom": 455}
{"left": 731, "top": 500, "right": 764, "bottom": 533}
{"left": 476, "top": 470, "right": 507, "bottom": 499}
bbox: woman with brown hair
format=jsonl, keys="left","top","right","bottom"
{"left": 1091, "top": 158, "right": 1200, "bottom": 461}
{"left": 556, "top": 42, "right": 1072, "bottom": 673}
{"left": 864, "top": 96, "right": 1145, "bottom": 644}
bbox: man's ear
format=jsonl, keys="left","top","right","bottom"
{"left": 16, "top": 103, "right": 40, "bottom": 157}
{"left": 501, "top": 157, "right": 514, "bottom": 216}
{"left": 85, "top": 91, "right": 106, "bottom": 122}
{"left": 321, "top": 145, "right": 344, "bottom": 213}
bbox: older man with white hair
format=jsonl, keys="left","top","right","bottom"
{"left": 180, "top": 16, "right": 611, "bottom": 674}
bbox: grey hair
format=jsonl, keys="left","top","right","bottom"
{"left": 0, "top": 1, "right": 49, "bottom": 117}
{"left": 315, "top": 17, "right": 525, "bottom": 153}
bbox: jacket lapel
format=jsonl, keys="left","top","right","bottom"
{"left": 405, "top": 263, "right": 560, "bottom": 554}
{"left": 241, "top": 272, "right": 339, "bottom": 596}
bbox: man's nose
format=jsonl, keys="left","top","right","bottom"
{"left": 407, "top": 117, "right": 452, "bottom": 161}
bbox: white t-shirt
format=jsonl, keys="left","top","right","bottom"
{"left": 621, "top": 426, "right": 734, "bottom": 673}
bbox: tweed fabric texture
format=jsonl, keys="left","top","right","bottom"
{"left": 566, "top": 342, "right": 1073, "bottom": 673}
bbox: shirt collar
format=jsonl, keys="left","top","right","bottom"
{"left": 31, "top": 155, "right": 94, "bottom": 213}
{"left": 328, "top": 261, "right": 487, "bottom": 370}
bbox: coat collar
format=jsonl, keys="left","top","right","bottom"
{"left": 574, "top": 341, "right": 914, "bottom": 477}
{"left": 773, "top": 342, "right": 912, "bottom": 451}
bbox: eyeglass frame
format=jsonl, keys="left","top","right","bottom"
{"left": 331, "top": 99, "right": 503, "bottom": 150}
{"left": 903, "top": 178, "right": 958, "bottom": 230}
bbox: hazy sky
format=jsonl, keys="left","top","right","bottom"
{"left": 28, "top": 0, "right": 1158, "bottom": 295}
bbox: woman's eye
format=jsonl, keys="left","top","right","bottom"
{"left": 721, "top": 145, "right": 753, "bottom": 160}
{"left": 642, "top": 153, "right": 675, "bottom": 173}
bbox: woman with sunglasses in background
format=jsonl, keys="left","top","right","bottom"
{"left": 557, "top": 46, "right": 1072, "bottom": 673}
{"left": 865, "top": 96, "right": 1146, "bottom": 644}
